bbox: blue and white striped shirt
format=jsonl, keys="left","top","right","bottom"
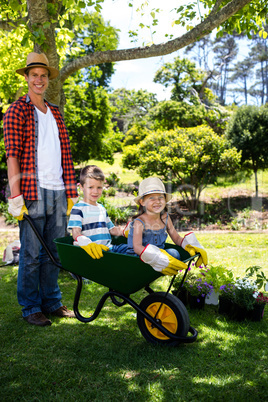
{"left": 68, "top": 201, "right": 114, "bottom": 246}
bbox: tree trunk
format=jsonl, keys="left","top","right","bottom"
{"left": 254, "top": 169, "right": 258, "bottom": 198}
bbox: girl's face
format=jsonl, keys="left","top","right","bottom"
{"left": 140, "top": 193, "right": 166, "bottom": 214}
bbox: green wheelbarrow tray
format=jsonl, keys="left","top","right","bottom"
{"left": 54, "top": 235, "right": 192, "bottom": 295}
{"left": 24, "top": 214, "right": 198, "bottom": 346}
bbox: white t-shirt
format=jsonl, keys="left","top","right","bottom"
{"left": 35, "top": 105, "right": 65, "bottom": 190}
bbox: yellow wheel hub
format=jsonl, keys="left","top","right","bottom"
{"left": 145, "top": 302, "right": 178, "bottom": 340}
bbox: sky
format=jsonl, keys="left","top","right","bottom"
{"left": 100, "top": 0, "right": 190, "bottom": 100}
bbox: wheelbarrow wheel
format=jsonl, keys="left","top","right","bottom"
{"left": 137, "top": 292, "right": 190, "bottom": 346}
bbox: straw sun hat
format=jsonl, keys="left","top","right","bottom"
{"left": 16, "top": 52, "right": 59, "bottom": 80}
{"left": 134, "top": 177, "right": 172, "bottom": 205}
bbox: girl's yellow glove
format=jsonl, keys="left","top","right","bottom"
{"left": 140, "top": 244, "right": 188, "bottom": 276}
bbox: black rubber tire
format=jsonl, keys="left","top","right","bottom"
{"left": 137, "top": 292, "right": 190, "bottom": 346}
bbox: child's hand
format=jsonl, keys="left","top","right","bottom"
{"left": 181, "top": 232, "right": 208, "bottom": 266}
{"left": 75, "top": 235, "right": 109, "bottom": 259}
{"left": 140, "top": 244, "right": 188, "bottom": 275}
{"left": 81, "top": 243, "right": 109, "bottom": 259}
{"left": 185, "top": 245, "right": 208, "bottom": 267}
{"left": 122, "top": 221, "right": 131, "bottom": 238}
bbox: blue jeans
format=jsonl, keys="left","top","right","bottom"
{"left": 18, "top": 188, "right": 67, "bottom": 317}
{"left": 110, "top": 244, "right": 129, "bottom": 254}
{"left": 165, "top": 248, "right": 181, "bottom": 260}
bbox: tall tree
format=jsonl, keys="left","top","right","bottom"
{"left": 211, "top": 34, "right": 239, "bottom": 104}
{"left": 229, "top": 58, "right": 255, "bottom": 104}
{"left": 154, "top": 56, "right": 213, "bottom": 104}
{"left": 248, "top": 32, "right": 268, "bottom": 104}
{"left": 0, "top": 0, "right": 266, "bottom": 109}
{"left": 226, "top": 105, "right": 268, "bottom": 197}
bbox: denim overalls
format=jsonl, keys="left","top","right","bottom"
{"left": 127, "top": 214, "right": 181, "bottom": 260}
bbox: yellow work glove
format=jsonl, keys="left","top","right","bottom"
{"left": 161, "top": 250, "right": 188, "bottom": 275}
{"left": 67, "top": 197, "right": 79, "bottom": 216}
{"left": 140, "top": 244, "right": 188, "bottom": 276}
{"left": 185, "top": 245, "right": 208, "bottom": 267}
{"left": 123, "top": 221, "right": 131, "bottom": 238}
{"left": 81, "top": 243, "right": 109, "bottom": 259}
{"left": 8, "top": 194, "right": 28, "bottom": 221}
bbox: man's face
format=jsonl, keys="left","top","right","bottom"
{"left": 24, "top": 67, "right": 49, "bottom": 97}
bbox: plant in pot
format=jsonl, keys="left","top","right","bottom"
{"left": 173, "top": 270, "right": 213, "bottom": 309}
{"left": 219, "top": 266, "right": 268, "bottom": 321}
{"left": 199, "top": 265, "right": 234, "bottom": 305}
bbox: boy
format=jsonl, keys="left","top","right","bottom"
{"left": 68, "top": 165, "right": 128, "bottom": 258}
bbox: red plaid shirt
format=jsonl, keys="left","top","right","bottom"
{"left": 3, "top": 94, "right": 78, "bottom": 200}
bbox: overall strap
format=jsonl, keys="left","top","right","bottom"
{"left": 135, "top": 218, "right": 146, "bottom": 228}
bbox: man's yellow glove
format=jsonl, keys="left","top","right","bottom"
{"left": 185, "top": 245, "right": 208, "bottom": 267}
{"left": 76, "top": 235, "right": 109, "bottom": 259}
{"left": 67, "top": 197, "right": 79, "bottom": 216}
{"left": 8, "top": 194, "right": 28, "bottom": 221}
{"left": 140, "top": 244, "right": 188, "bottom": 276}
{"left": 81, "top": 243, "right": 109, "bottom": 259}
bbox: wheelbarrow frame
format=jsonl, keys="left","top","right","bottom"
{"left": 24, "top": 214, "right": 198, "bottom": 345}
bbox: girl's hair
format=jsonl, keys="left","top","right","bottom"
{"left": 80, "top": 165, "right": 105, "bottom": 185}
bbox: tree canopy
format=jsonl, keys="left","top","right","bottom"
{"left": 0, "top": 0, "right": 267, "bottom": 108}
{"left": 122, "top": 125, "right": 241, "bottom": 210}
{"left": 226, "top": 104, "right": 268, "bottom": 197}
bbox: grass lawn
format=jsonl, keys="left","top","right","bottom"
{"left": 1, "top": 233, "right": 267, "bottom": 401}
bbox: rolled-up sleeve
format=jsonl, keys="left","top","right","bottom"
{"left": 3, "top": 103, "right": 24, "bottom": 160}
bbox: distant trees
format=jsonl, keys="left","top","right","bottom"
{"left": 226, "top": 105, "right": 268, "bottom": 197}
{"left": 122, "top": 125, "right": 241, "bottom": 211}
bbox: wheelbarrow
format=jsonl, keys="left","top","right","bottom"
{"left": 24, "top": 214, "right": 198, "bottom": 346}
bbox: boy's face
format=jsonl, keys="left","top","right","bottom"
{"left": 81, "top": 178, "right": 104, "bottom": 206}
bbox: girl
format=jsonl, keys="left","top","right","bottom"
{"left": 127, "top": 177, "right": 189, "bottom": 275}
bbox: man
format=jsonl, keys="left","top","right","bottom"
{"left": 3, "top": 52, "right": 78, "bottom": 326}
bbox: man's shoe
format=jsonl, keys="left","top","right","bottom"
{"left": 24, "top": 312, "right": 52, "bottom": 326}
{"left": 50, "top": 306, "right": 76, "bottom": 318}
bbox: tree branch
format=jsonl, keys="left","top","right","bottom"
{"left": 60, "top": 0, "right": 252, "bottom": 83}
{"left": 0, "top": 18, "right": 27, "bottom": 31}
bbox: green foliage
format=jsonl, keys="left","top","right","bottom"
{"left": 109, "top": 88, "right": 158, "bottom": 133}
{"left": 98, "top": 195, "right": 131, "bottom": 224}
{"left": 200, "top": 265, "right": 234, "bottom": 292}
{"left": 174, "top": 1, "right": 268, "bottom": 39}
{"left": 226, "top": 105, "right": 268, "bottom": 171}
{"left": 154, "top": 56, "right": 213, "bottom": 104}
{"left": 148, "top": 100, "right": 229, "bottom": 134}
{"left": 123, "top": 124, "right": 151, "bottom": 146}
{"left": 0, "top": 201, "right": 16, "bottom": 225}
{"left": 226, "top": 105, "right": 268, "bottom": 196}
{"left": 64, "top": 76, "right": 119, "bottom": 164}
{"left": 122, "top": 125, "right": 241, "bottom": 210}
{"left": 105, "top": 172, "right": 120, "bottom": 186}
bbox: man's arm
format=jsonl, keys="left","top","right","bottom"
{"left": 7, "top": 157, "right": 21, "bottom": 197}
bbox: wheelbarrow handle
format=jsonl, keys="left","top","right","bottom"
{"left": 23, "top": 214, "right": 62, "bottom": 269}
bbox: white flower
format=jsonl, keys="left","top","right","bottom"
{"left": 253, "top": 291, "right": 259, "bottom": 298}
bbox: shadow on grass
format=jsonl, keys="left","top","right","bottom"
{"left": 1, "top": 270, "right": 268, "bottom": 401}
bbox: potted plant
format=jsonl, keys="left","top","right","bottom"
{"left": 219, "top": 266, "right": 268, "bottom": 321}
{"left": 173, "top": 271, "right": 213, "bottom": 309}
{"left": 199, "top": 265, "right": 234, "bottom": 305}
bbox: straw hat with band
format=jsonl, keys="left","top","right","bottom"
{"left": 16, "top": 52, "right": 59, "bottom": 80}
{"left": 134, "top": 177, "right": 172, "bottom": 205}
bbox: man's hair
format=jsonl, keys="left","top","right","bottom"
{"left": 24, "top": 67, "right": 50, "bottom": 77}
{"left": 80, "top": 165, "right": 105, "bottom": 185}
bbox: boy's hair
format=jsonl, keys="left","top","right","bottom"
{"left": 80, "top": 165, "right": 105, "bottom": 185}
